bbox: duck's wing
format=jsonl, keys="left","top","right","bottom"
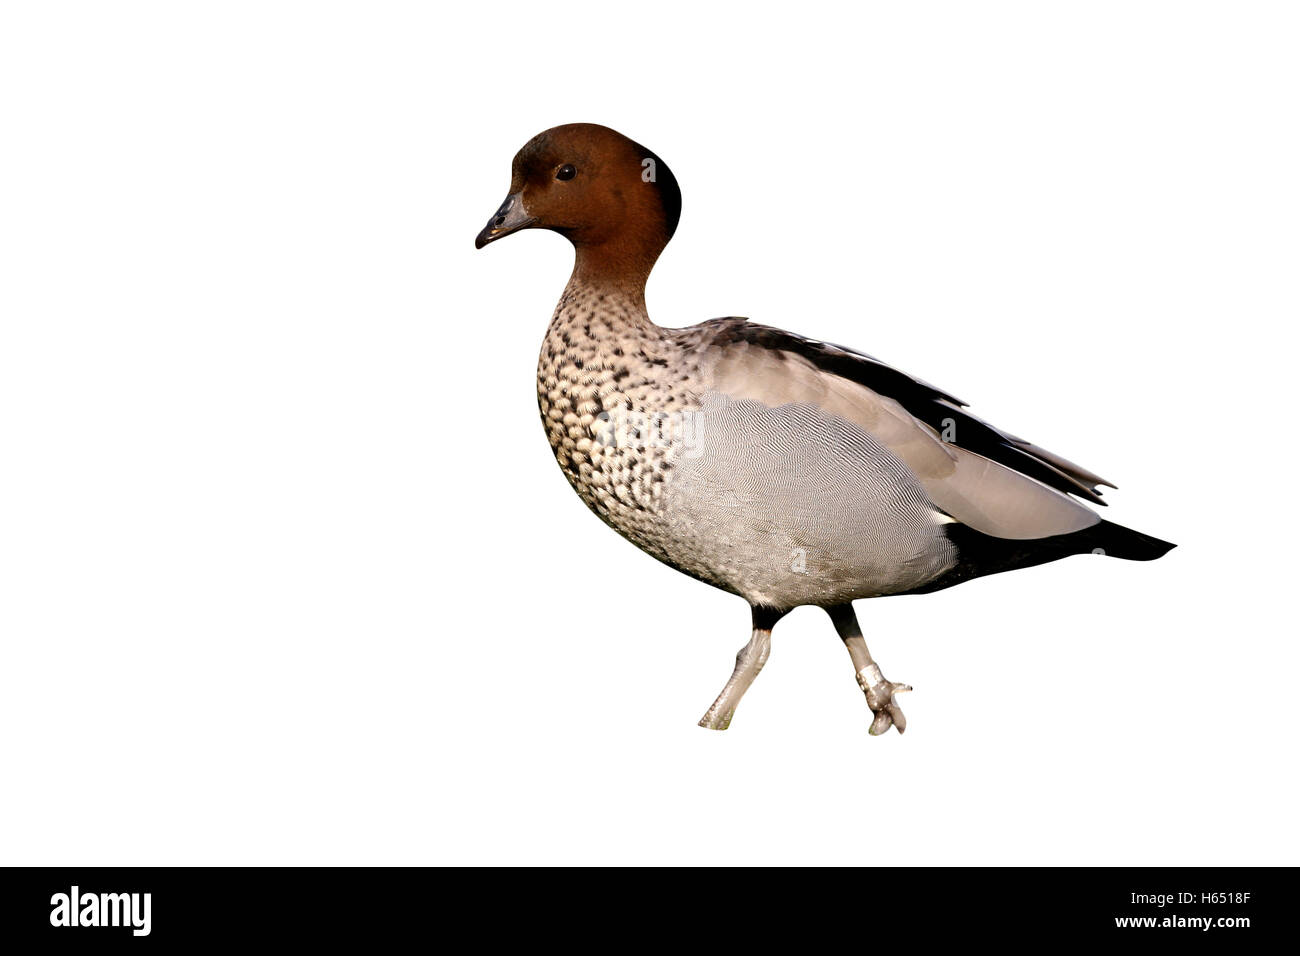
{"left": 692, "top": 318, "right": 1113, "bottom": 540}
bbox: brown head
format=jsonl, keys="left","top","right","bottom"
{"left": 475, "top": 123, "right": 681, "bottom": 288}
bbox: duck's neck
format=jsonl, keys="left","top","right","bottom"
{"left": 571, "top": 247, "right": 651, "bottom": 297}
{"left": 555, "top": 245, "right": 661, "bottom": 338}
{"left": 564, "top": 237, "right": 667, "bottom": 322}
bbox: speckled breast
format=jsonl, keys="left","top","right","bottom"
{"left": 534, "top": 284, "right": 734, "bottom": 588}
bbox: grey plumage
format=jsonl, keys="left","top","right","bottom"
{"left": 537, "top": 301, "right": 1132, "bottom": 606}
{"left": 662, "top": 394, "right": 956, "bottom": 608}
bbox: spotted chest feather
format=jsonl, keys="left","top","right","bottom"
{"left": 536, "top": 283, "right": 713, "bottom": 566}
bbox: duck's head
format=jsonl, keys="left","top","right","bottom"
{"left": 475, "top": 123, "right": 681, "bottom": 283}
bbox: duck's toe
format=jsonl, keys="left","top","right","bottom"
{"left": 857, "top": 664, "right": 912, "bottom": 735}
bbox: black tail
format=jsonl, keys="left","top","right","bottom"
{"left": 1072, "top": 519, "right": 1176, "bottom": 562}
{"left": 898, "top": 519, "right": 1175, "bottom": 596}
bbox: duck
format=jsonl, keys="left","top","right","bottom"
{"left": 475, "top": 123, "right": 1175, "bottom": 735}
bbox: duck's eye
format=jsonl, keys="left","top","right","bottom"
{"left": 556, "top": 164, "right": 577, "bottom": 181}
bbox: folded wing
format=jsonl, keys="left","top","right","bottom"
{"left": 693, "top": 319, "right": 1110, "bottom": 540}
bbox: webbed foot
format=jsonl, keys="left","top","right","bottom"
{"left": 856, "top": 663, "right": 912, "bottom": 735}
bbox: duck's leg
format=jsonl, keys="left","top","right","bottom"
{"left": 698, "top": 605, "right": 785, "bottom": 730}
{"left": 826, "top": 604, "right": 912, "bottom": 735}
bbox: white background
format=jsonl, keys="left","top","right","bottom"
{"left": 2, "top": 2, "right": 1296, "bottom": 865}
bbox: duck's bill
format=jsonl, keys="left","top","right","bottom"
{"left": 474, "top": 193, "right": 536, "bottom": 248}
